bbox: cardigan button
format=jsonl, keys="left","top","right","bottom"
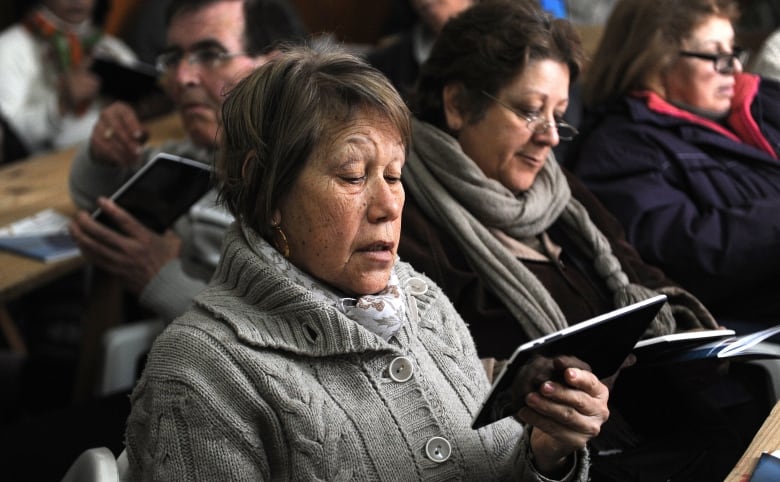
{"left": 425, "top": 437, "right": 451, "bottom": 463}
{"left": 388, "top": 356, "right": 414, "bottom": 382}
{"left": 405, "top": 277, "right": 428, "bottom": 295}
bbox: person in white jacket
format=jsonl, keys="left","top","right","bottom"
{"left": 0, "top": 0, "right": 136, "bottom": 155}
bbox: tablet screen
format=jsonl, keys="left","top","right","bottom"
{"left": 92, "top": 153, "right": 213, "bottom": 233}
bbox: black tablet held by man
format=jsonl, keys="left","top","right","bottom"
{"left": 92, "top": 153, "right": 212, "bottom": 233}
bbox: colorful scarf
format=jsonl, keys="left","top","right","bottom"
{"left": 24, "top": 7, "right": 102, "bottom": 72}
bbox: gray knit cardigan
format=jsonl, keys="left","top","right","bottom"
{"left": 125, "top": 224, "right": 590, "bottom": 481}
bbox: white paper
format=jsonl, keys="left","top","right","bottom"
{"left": 0, "top": 208, "right": 71, "bottom": 237}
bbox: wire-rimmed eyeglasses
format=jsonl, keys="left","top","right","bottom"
{"left": 480, "top": 90, "right": 578, "bottom": 141}
{"left": 678, "top": 47, "right": 748, "bottom": 75}
{"left": 155, "top": 46, "right": 246, "bottom": 75}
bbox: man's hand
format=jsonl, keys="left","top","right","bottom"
{"left": 89, "top": 102, "right": 149, "bottom": 166}
{"left": 69, "top": 197, "right": 181, "bottom": 294}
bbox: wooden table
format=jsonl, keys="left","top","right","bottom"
{"left": 0, "top": 145, "right": 83, "bottom": 353}
{"left": 0, "top": 113, "right": 184, "bottom": 396}
{"left": 725, "top": 399, "right": 780, "bottom": 481}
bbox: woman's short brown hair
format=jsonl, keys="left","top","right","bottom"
{"left": 411, "top": 0, "right": 585, "bottom": 132}
{"left": 216, "top": 42, "right": 411, "bottom": 239}
{"left": 583, "top": 0, "right": 740, "bottom": 107}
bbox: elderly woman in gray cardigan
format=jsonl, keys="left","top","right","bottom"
{"left": 124, "top": 44, "right": 609, "bottom": 481}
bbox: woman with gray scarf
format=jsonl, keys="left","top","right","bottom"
{"left": 399, "top": 1, "right": 764, "bottom": 480}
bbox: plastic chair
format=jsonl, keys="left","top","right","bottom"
{"left": 748, "top": 342, "right": 780, "bottom": 404}
{"left": 97, "top": 319, "right": 164, "bottom": 396}
{"left": 61, "top": 447, "right": 121, "bottom": 482}
{"left": 116, "top": 448, "right": 128, "bottom": 481}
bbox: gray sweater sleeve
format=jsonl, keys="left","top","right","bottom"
{"left": 510, "top": 432, "right": 589, "bottom": 482}
{"left": 139, "top": 259, "right": 206, "bottom": 323}
{"left": 126, "top": 365, "right": 270, "bottom": 481}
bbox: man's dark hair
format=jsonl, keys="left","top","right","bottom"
{"left": 165, "top": 0, "right": 308, "bottom": 55}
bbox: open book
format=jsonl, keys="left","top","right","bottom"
{"left": 472, "top": 295, "right": 668, "bottom": 429}
{"left": 633, "top": 324, "right": 780, "bottom": 365}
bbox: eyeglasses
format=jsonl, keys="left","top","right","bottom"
{"left": 480, "top": 90, "right": 578, "bottom": 141}
{"left": 155, "top": 46, "right": 246, "bottom": 75}
{"left": 678, "top": 47, "right": 748, "bottom": 75}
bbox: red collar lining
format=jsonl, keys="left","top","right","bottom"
{"left": 633, "top": 74, "right": 776, "bottom": 159}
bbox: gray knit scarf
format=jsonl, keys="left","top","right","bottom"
{"left": 404, "top": 119, "right": 702, "bottom": 339}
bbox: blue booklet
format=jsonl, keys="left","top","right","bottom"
{"left": 750, "top": 452, "right": 780, "bottom": 482}
{"left": 0, "top": 232, "right": 80, "bottom": 263}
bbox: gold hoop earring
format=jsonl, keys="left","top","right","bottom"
{"left": 271, "top": 224, "right": 290, "bottom": 258}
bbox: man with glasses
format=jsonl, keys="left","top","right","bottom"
{"left": 69, "top": 0, "right": 306, "bottom": 323}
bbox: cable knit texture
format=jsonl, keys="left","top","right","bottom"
{"left": 125, "top": 223, "right": 590, "bottom": 481}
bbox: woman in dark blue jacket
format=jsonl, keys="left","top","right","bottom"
{"left": 568, "top": 0, "right": 780, "bottom": 326}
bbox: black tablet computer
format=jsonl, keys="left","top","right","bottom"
{"left": 472, "top": 294, "right": 667, "bottom": 429}
{"left": 92, "top": 153, "right": 213, "bottom": 233}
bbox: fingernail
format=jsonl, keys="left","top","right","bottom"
{"left": 542, "top": 381, "right": 554, "bottom": 394}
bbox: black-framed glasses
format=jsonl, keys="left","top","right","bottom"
{"left": 678, "top": 47, "right": 748, "bottom": 74}
{"left": 155, "top": 47, "right": 246, "bottom": 75}
{"left": 480, "top": 90, "right": 578, "bottom": 141}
